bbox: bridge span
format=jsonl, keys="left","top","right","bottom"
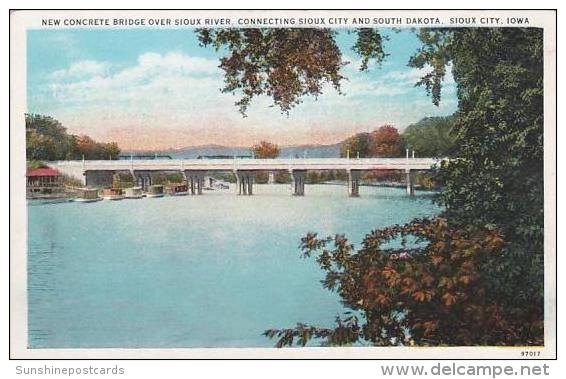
{"left": 49, "top": 157, "right": 439, "bottom": 197}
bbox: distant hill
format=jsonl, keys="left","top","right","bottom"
{"left": 124, "top": 143, "right": 341, "bottom": 159}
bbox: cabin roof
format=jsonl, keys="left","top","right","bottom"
{"left": 26, "top": 167, "right": 61, "bottom": 177}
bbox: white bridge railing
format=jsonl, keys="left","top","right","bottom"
{"left": 51, "top": 157, "right": 439, "bottom": 172}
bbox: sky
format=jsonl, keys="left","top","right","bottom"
{"left": 27, "top": 28, "right": 458, "bottom": 150}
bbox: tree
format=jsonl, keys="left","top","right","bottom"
{"left": 340, "top": 132, "right": 370, "bottom": 158}
{"left": 26, "top": 114, "right": 74, "bottom": 161}
{"left": 197, "top": 28, "right": 386, "bottom": 116}
{"left": 252, "top": 140, "right": 280, "bottom": 159}
{"left": 265, "top": 218, "right": 542, "bottom": 347}
{"left": 103, "top": 142, "right": 121, "bottom": 160}
{"left": 26, "top": 114, "right": 121, "bottom": 161}
{"left": 418, "top": 29, "right": 545, "bottom": 330}
{"left": 200, "top": 27, "right": 544, "bottom": 346}
{"left": 369, "top": 125, "right": 403, "bottom": 157}
{"left": 402, "top": 116, "right": 456, "bottom": 158}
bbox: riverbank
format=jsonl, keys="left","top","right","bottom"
{"left": 317, "top": 180, "right": 442, "bottom": 192}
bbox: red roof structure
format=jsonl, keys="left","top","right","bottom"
{"left": 26, "top": 168, "right": 61, "bottom": 177}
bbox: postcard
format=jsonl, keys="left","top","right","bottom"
{"left": 9, "top": 9, "right": 556, "bottom": 359}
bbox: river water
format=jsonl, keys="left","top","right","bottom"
{"left": 27, "top": 184, "right": 441, "bottom": 348}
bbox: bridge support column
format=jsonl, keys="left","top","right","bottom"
{"left": 348, "top": 170, "right": 362, "bottom": 197}
{"left": 406, "top": 170, "right": 416, "bottom": 196}
{"left": 291, "top": 170, "right": 306, "bottom": 196}
{"left": 235, "top": 171, "right": 255, "bottom": 195}
{"left": 184, "top": 171, "right": 206, "bottom": 195}
{"left": 85, "top": 170, "right": 115, "bottom": 188}
{"left": 268, "top": 171, "right": 275, "bottom": 184}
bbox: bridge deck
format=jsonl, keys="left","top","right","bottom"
{"left": 51, "top": 158, "right": 439, "bottom": 172}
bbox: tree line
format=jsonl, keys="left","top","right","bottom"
{"left": 26, "top": 113, "right": 121, "bottom": 161}
{"left": 339, "top": 116, "right": 456, "bottom": 159}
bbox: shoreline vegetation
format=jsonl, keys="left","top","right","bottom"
{"left": 26, "top": 181, "right": 440, "bottom": 201}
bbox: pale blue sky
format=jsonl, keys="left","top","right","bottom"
{"left": 27, "top": 28, "right": 458, "bottom": 149}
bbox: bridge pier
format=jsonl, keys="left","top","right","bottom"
{"left": 291, "top": 170, "right": 306, "bottom": 196}
{"left": 348, "top": 170, "right": 362, "bottom": 197}
{"left": 184, "top": 171, "right": 205, "bottom": 195}
{"left": 235, "top": 171, "right": 255, "bottom": 195}
{"left": 132, "top": 172, "right": 152, "bottom": 189}
{"left": 406, "top": 170, "right": 416, "bottom": 196}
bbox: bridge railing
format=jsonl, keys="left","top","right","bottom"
{"left": 50, "top": 157, "right": 441, "bottom": 171}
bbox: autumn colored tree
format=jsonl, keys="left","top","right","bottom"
{"left": 369, "top": 125, "right": 403, "bottom": 157}
{"left": 265, "top": 217, "right": 542, "bottom": 347}
{"left": 252, "top": 140, "right": 281, "bottom": 159}
{"left": 252, "top": 141, "right": 280, "bottom": 183}
{"left": 197, "top": 28, "right": 385, "bottom": 116}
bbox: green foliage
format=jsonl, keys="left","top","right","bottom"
{"left": 402, "top": 116, "right": 456, "bottom": 158}
{"left": 61, "top": 174, "right": 83, "bottom": 188}
{"left": 112, "top": 173, "right": 134, "bottom": 189}
{"left": 340, "top": 132, "right": 370, "bottom": 158}
{"left": 352, "top": 28, "right": 389, "bottom": 71}
{"left": 274, "top": 171, "right": 291, "bottom": 184}
{"left": 362, "top": 170, "right": 404, "bottom": 184}
{"left": 152, "top": 173, "right": 185, "bottom": 185}
{"left": 27, "top": 160, "right": 47, "bottom": 170}
{"left": 431, "top": 29, "right": 544, "bottom": 327}
{"left": 26, "top": 113, "right": 121, "bottom": 161}
{"left": 26, "top": 114, "right": 75, "bottom": 161}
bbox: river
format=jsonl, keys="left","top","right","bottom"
{"left": 27, "top": 184, "right": 441, "bottom": 348}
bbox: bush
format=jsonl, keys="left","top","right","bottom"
{"left": 265, "top": 217, "right": 543, "bottom": 347}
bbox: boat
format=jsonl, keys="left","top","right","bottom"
{"left": 166, "top": 183, "right": 189, "bottom": 196}
{"left": 124, "top": 186, "right": 143, "bottom": 199}
{"left": 145, "top": 185, "right": 164, "bottom": 198}
{"left": 102, "top": 188, "right": 124, "bottom": 200}
{"left": 74, "top": 188, "right": 102, "bottom": 203}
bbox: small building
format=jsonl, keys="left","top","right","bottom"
{"left": 146, "top": 184, "right": 164, "bottom": 198}
{"left": 166, "top": 183, "right": 188, "bottom": 196}
{"left": 102, "top": 187, "right": 124, "bottom": 200}
{"left": 26, "top": 167, "right": 63, "bottom": 197}
{"left": 78, "top": 188, "right": 99, "bottom": 200}
{"left": 124, "top": 186, "right": 143, "bottom": 199}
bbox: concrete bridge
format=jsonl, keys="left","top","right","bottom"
{"left": 49, "top": 157, "right": 439, "bottom": 197}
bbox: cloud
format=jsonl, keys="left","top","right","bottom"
{"left": 46, "top": 51, "right": 224, "bottom": 110}
{"left": 50, "top": 60, "right": 111, "bottom": 80}
{"left": 38, "top": 50, "right": 458, "bottom": 149}
{"left": 336, "top": 63, "right": 456, "bottom": 100}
